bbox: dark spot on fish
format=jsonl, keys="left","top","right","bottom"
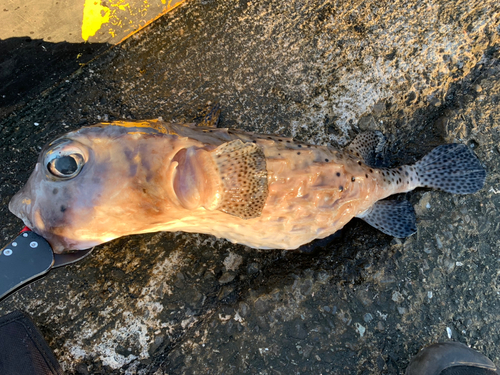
{"left": 356, "top": 152, "right": 360, "bottom": 157}
{"left": 129, "top": 164, "right": 137, "bottom": 176}
{"left": 298, "top": 144, "right": 302, "bottom": 147}
{"left": 60, "top": 205, "right": 67, "bottom": 212}
{"left": 124, "top": 149, "right": 134, "bottom": 161}
{"left": 405, "top": 171, "right": 409, "bottom": 176}
{"left": 365, "top": 174, "right": 368, "bottom": 178}
{"left": 339, "top": 186, "right": 344, "bottom": 192}
{"left": 278, "top": 139, "right": 283, "bottom": 142}
{"left": 209, "top": 130, "right": 213, "bottom": 132}
{"left": 222, "top": 177, "right": 225, "bottom": 180}
{"left": 52, "top": 188, "right": 58, "bottom": 195}
{"left": 253, "top": 140, "right": 257, "bottom": 143}
{"left": 325, "top": 158, "right": 329, "bottom": 162}
{"left": 267, "top": 137, "right": 272, "bottom": 139}
{"left": 369, "top": 169, "right": 373, "bottom": 173}
{"left": 286, "top": 140, "right": 291, "bottom": 143}
{"left": 357, "top": 161, "right": 362, "bottom": 165}
{"left": 351, "top": 177, "right": 355, "bottom": 182}
{"left": 297, "top": 152, "right": 301, "bottom": 155}
{"left": 307, "top": 145, "right": 311, "bottom": 148}
{"left": 336, "top": 172, "right": 341, "bottom": 177}
{"left": 398, "top": 167, "right": 403, "bottom": 171}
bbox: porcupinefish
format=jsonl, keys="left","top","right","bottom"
{"left": 9, "top": 120, "right": 486, "bottom": 253}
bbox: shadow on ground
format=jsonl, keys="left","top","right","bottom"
{"left": 0, "top": 37, "right": 109, "bottom": 118}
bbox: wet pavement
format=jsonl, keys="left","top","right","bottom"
{"left": 0, "top": 0, "right": 500, "bottom": 374}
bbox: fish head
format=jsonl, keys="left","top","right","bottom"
{"left": 9, "top": 124, "right": 176, "bottom": 253}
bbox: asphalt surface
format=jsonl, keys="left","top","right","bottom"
{"left": 0, "top": 0, "right": 499, "bottom": 374}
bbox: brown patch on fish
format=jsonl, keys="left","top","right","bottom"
{"left": 211, "top": 140, "right": 268, "bottom": 219}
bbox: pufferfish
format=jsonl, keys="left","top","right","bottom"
{"left": 9, "top": 118, "right": 486, "bottom": 254}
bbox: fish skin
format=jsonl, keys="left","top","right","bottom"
{"left": 9, "top": 120, "right": 486, "bottom": 253}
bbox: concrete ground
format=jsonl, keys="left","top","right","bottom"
{"left": 0, "top": 0, "right": 499, "bottom": 374}
{"left": 0, "top": 0, "right": 185, "bottom": 118}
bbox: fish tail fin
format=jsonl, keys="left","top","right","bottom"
{"left": 414, "top": 144, "right": 486, "bottom": 194}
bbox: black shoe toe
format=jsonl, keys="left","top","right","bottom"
{"left": 406, "top": 342, "right": 498, "bottom": 375}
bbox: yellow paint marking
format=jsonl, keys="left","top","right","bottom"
{"left": 82, "top": 0, "right": 111, "bottom": 41}
{"left": 81, "top": 0, "right": 186, "bottom": 43}
{"left": 114, "top": 0, "right": 187, "bottom": 44}
{"left": 113, "top": 3, "right": 130, "bottom": 11}
{"left": 22, "top": 198, "right": 32, "bottom": 205}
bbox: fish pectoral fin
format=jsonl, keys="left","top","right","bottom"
{"left": 357, "top": 200, "right": 417, "bottom": 238}
{"left": 210, "top": 140, "right": 269, "bottom": 219}
{"left": 346, "top": 131, "right": 386, "bottom": 167}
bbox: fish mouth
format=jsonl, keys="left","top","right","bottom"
{"left": 9, "top": 190, "right": 34, "bottom": 229}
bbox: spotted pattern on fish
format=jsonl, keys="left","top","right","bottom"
{"left": 212, "top": 140, "right": 268, "bottom": 219}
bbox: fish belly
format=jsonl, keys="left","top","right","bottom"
{"left": 155, "top": 131, "right": 395, "bottom": 249}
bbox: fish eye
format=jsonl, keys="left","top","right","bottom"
{"left": 47, "top": 154, "right": 84, "bottom": 178}
{"left": 44, "top": 139, "right": 88, "bottom": 180}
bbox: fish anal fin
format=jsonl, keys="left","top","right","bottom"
{"left": 357, "top": 200, "right": 417, "bottom": 238}
{"left": 346, "top": 131, "right": 386, "bottom": 167}
{"left": 210, "top": 140, "right": 268, "bottom": 219}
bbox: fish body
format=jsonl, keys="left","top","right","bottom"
{"left": 9, "top": 120, "right": 486, "bottom": 253}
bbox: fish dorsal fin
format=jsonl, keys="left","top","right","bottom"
{"left": 346, "top": 131, "right": 386, "bottom": 167}
{"left": 211, "top": 140, "right": 268, "bottom": 219}
{"left": 196, "top": 104, "right": 221, "bottom": 128}
{"left": 357, "top": 200, "right": 417, "bottom": 238}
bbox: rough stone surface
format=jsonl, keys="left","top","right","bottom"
{"left": 0, "top": 0, "right": 499, "bottom": 374}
